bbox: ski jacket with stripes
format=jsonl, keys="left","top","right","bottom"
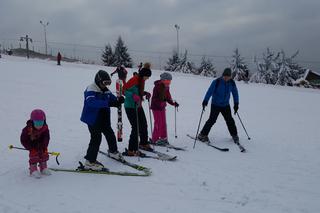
{"left": 80, "top": 83, "right": 117, "bottom": 126}
{"left": 123, "top": 75, "right": 146, "bottom": 109}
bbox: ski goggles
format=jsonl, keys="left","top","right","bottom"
{"left": 33, "top": 120, "right": 44, "bottom": 127}
{"left": 102, "top": 80, "right": 112, "bottom": 86}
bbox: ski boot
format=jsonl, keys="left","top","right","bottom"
{"left": 154, "top": 138, "right": 169, "bottom": 146}
{"left": 30, "top": 164, "right": 41, "bottom": 179}
{"left": 139, "top": 143, "right": 154, "bottom": 152}
{"left": 108, "top": 151, "right": 125, "bottom": 162}
{"left": 197, "top": 133, "right": 209, "bottom": 142}
{"left": 39, "top": 162, "right": 51, "bottom": 176}
{"left": 122, "top": 149, "right": 146, "bottom": 157}
{"left": 84, "top": 160, "right": 105, "bottom": 171}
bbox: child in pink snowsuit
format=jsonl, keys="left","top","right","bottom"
{"left": 150, "top": 72, "right": 179, "bottom": 145}
{"left": 20, "top": 109, "right": 51, "bottom": 178}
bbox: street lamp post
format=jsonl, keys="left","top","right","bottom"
{"left": 40, "top": 20, "right": 49, "bottom": 55}
{"left": 174, "top": 24, "right": 180, "bottom": 56}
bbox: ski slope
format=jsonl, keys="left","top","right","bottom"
{"left": 0, "top": 56, "right": 319, "bottom": 213}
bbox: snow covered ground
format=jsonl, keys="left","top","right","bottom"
{"left": 1, "top": 56, "right": 320, "bottom": 213}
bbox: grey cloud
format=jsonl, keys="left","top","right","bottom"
{"left": 1, "top": 0, "right": 320, "bottom": 69}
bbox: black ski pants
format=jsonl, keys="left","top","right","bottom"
{"left": 200, "top": 104, "right": 238, "bottom": 137}
{"left": 85, "top": 122, "right": 118, "bottom": 163}
{"left": 125, "top": 107, "right": 149, "bottom": 151}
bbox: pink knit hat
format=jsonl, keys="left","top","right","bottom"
{"left": 30, "top": 109, "right": 46, "bottom": 121}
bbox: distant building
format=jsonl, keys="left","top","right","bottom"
{"left": 304, "top": 70, "right": 320, "bottom": 87}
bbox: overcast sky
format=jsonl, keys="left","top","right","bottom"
{"left": 1, "top": 0, "right": 320, "bottom": 69}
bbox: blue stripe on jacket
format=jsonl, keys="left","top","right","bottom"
{"left": 80, "top": 83, "right": 117, "bottom": 125}
{"left": 204, "top": 77, "right": 239, "bottom": 107}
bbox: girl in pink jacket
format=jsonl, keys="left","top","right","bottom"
{"left": 150, "top": 72, "right": 179, "bottom": 145}
{"left": 20, "top": 109, "right": 51, "bottom": 178}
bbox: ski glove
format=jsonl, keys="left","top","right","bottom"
{"left": 118, "top": 96, "right": 125, "bottom": 104}
{"left": 132, "top": 94, "right": 141, "bottom": 104}
{"left": 174, "top": 102, "right": 179, "bottom": 107}
{"left": 233, "top": 103, "right": 239, "bottom": 115}
{"left": 202, "top": 100, "right": 208, "bottom": 110}
{"left": 144, "top": 92, "right": 151, "bottom": 101}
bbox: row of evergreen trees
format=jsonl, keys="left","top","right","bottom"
{"left": 165, "top": 50, "right": 217, "bottom": 77}
{"left": 165, "top": 48, "right": 250, "bottom": 80}
{"left": 165, "top": 48, "right": 307, "bottom": 86}
{"left": 101, "top": 36, "right": 133, "bottom": 68}
{"left": 250, "top": 48, "right": 306, "bottom": 86}
{"left": 100, "top": 37, "right": 307, "bottom": 87}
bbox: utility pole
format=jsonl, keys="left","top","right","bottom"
{"left": 40, "top": 20, "right": 49, "bottom": 55}
{"left": 20, "top": 35, "right": 33, "bottom": 59}
{"left": 174, "top": 24, "right": 180, "bottom": 56}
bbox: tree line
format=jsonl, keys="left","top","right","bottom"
{"left": 101, "top": 37, "right": 310, "bottom": 87}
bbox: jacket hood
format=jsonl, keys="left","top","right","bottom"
{"left": 154, "top": 80, "right": 162, "bottom": 85}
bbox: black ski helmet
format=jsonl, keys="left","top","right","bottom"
{"left": 95, "top": 70, "right": 111, "bottom": 86}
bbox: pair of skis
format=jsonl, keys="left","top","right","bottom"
{"left": 99, "top": 151, "right": 152, "bottom": 175}
{"left": 152, "top": 143, "right": 187, "bottom": 151}
{"left": 150, "top": 139, "right": 187, "bottom": 151}
{"left": 50, "top": 151, "right": 151, "bottom": 177}
{"left": 116, "top": 79, "right": 123, "bottom": 142}
{"left": 137, "top": 148, "right": 177, "bottom": 161}
{"left": 50, "top": 161, "right": 149, "bottom": 177}
{"left": 49, "top": 148, "right": 178, "bottom": 176}
{"left": 186, "top": 134, "right": 246, "bottom": 152}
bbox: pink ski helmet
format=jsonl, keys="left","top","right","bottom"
{"left": 30, "top": 109, "right": 46, "bottom": 121}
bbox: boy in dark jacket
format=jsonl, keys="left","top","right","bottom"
{"left": 80, "top": 70, "right": 124, "bottom": 170}
{"left": 110, "top": 65, "right": 128, "bottom": 83}
{"left": 20, "top": 109, "right": 51, "bottom": 178}
{"left": 198, "top": 68, "right": 240, "bottom": 144}
{"left": 150, "top": 72, "right": 179, "bottom": 145}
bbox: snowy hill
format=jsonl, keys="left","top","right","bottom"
{"left": 1, "top": 56, "right": 320, "bottom": 213}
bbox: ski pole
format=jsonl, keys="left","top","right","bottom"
{"left": 174, "top": 105, "right": 178, "bottom": 138}
{"left": 135, "top": 104, "right": 141, "bottom": 161}
{"left": 8, "top": 145, "right": 60, "bottom": 165}
{"left": 193, "top": 108, "right": 205, "bottom": 149}
{"left": 147, "top": 99, "right": 155, "bottom": 150}
{"left": 236, "top": 112, "right": 251, "bottom": 140}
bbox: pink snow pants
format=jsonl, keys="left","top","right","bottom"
{"left": 152, "top": 109, "right": 167, "bottom": 143}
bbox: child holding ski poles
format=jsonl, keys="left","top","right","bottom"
{"left": 20, "top": 109, "right": 51, "bottom": 178}
{"left": 150, "top": 72, "right": 179, "bottom": 145}
{"left": 123, "top": 62, "right": 153, "bottom": 156}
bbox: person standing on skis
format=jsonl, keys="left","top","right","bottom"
{"left": 197, "top": 68, "right": 240, "bottom": 144}
{"left": 122, "top": 62, "right": 152, "bottom": 156}
{"left": 80, "top": 70, "right": 125, "bottom": 170}
{"left": 20, "top": 109, "right": 51, "bottom": 178}
{"left": 150, "top": 72, "right": 179, "bottom": 145}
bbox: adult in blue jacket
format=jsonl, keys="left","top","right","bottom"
{"left": 80, "top": 70, "right": 124, "bottom": 170}
{"left": 198, "top": 68, "right": 240, "bottom": 144}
